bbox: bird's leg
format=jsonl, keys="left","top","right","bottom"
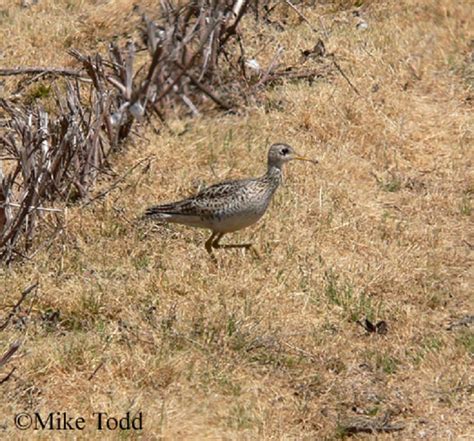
{"left": 211, "top": 233, "right": 225, "bottom": 249}
{"left": 212, "top": 233, "right": 260, "bottom": 258}
{"left": 205, "top": 232, "right": 217, "bottom": 253}
{"left": 205, "top": 231, "right": 218, "bottom": 258}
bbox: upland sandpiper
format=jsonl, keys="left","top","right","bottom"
{"left": 144, "top": 143, "right": 316, "bottom": 259}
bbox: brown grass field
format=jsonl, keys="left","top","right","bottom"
{"left": 0, "top": 0, "right": 473, "bottom": 439}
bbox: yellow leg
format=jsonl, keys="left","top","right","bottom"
{"left": 205, "top": 231, "right": 217, "bottom": 255}
{"left": 205, "top": 231, "right": 219, "bottom": 264}
{"left": 212, "top": 233, "right": 260, "bottom": 258}
{"left": 212, "top": 233, "right": 225, "bottom": 248}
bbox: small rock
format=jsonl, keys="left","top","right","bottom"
{"left": 21, "top": 0, "right": 39, "bottom": 7}
{"left": 356, "top": 20, "right": 369, "bottom": 31}
{"left": 245, "top": 59, "right": 261, "bottom": 73}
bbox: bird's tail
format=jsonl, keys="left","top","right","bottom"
{"left": 142, "top": 201, "right": 203, "bottom": 228}
{"left": 142, "top": 203, "right": 179, "bottom": 219}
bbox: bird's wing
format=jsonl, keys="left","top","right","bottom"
{"left": 144, "top": 198, "right": 197, "bottom": 217}
{"left": 145, "top": 178, "right": 253, "bottom": 218}
{"left": 195, "top": 178, "right": 252, "bottom": 199}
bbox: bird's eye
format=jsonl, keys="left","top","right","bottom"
{"left": 281, "top": 147, "right": 289, "bottom": 155}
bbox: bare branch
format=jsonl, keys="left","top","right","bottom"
{"left": 332, "top": 58, "right": 361, "bottom": 96}
{"left": 1, "top": 202, "right": 63, "bottom": 213}
{"left": 0, "top": 283, "right": 38, "bottom": 331}
{"left": 0, "top": 341, "right": 21, "bottom": 369}
{"left": 0, "top": 67, "right": 84, "bottom": 78}
{"left": 283, "top": 0, "right": 319, "bottom": 34}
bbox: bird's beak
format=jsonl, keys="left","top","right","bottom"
{"left": 293, "top": 154, "right": 318, "bottom": 164}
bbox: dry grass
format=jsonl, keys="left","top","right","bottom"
{"left": 1, "top": 0, "right": 473, "bottom": 439}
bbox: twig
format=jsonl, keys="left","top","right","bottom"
{"left": 0, "top": 341, "right": 21, "bottom": 368}
{"left": 25, "top": 222, "right": 64, "bottom": 260}
{"left": 0, "top": 283, "right": 38, "bottom": 331}
{"left": 283, "top": 0, "right": 319, "bottom": 34}
{"left": 174, "top": 62, "right": 232, "bottom": 110}
{"left": 88, "top": 360, "right": 105, "bottom": 381}
{"left": 0, "top": 367, "right": 16, "bottom": 384}
{"left": 154, "top": 16, "right": 223, "bottom": 105}
{"left": 232, "top": 0, "right": 246, "bottom": 18}
{"left": 178, "top": 90, "right": 200, "bottom": 116}
{"left": 0, "top": 67, "right": 84, "bottom": 78}
{"left": 282, "top": 341, "right": 318, "bottom": 361}
{"left": 81, "top": 156, "right": 154, "bottom": 208}
{"left": 259, "top": 67, "right": 328, "bottom": 85}
{"left": 1, "top": 202, "right": 63, "bottom": 213}
{"left": 332, "top": 59, "right": 361, "bottom": 96}
{"left": 220, "top": 0, "right": 250, "bottom": 46}
{"left": 257, "top": 46, "right": 284, "bottom": 86}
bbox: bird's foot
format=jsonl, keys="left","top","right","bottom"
{"left": 205, "top": 240, "right": 218, "bottom": 265}
{"left": 214, "top": 243, "right": 261, "bottom": 259}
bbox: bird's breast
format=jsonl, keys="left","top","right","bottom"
{"left": 208, "top": 188, "right": 274, "bottom": 233}
{"left": 209, "top": 209, "right": 266, "bottom": 233}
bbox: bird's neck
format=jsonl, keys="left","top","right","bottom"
{"left": 263, "top": 165, "right": 282, "bottom": 189}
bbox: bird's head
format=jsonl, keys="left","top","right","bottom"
{"left": 267, "top": 143, "right": 317, "bottom": 169}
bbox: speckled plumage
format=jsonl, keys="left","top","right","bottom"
{"left": 144, "top": 143, "right": 316, "bottom": 258}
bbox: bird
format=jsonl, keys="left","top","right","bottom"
{"left": 143, "top": 143, "right": 317, "bottom": 260}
